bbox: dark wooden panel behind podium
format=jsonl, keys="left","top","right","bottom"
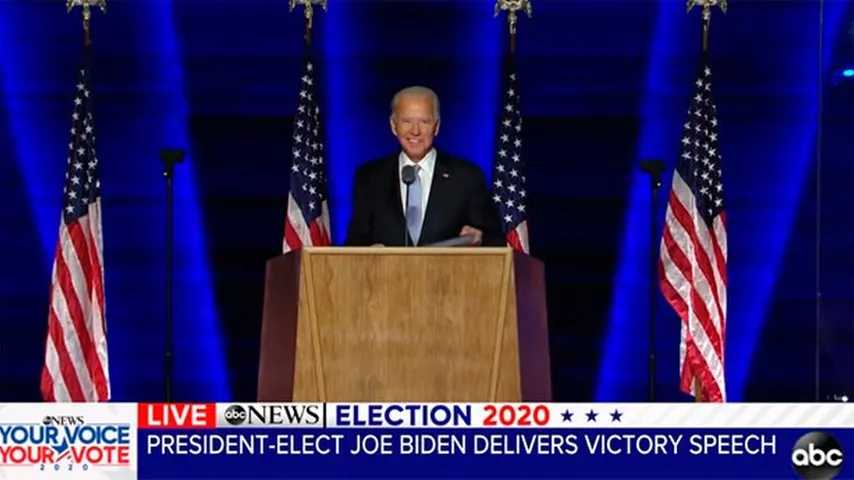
{"left": 257, "top": 252, "right": 301, "bottom": 401}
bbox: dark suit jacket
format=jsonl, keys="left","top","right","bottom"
{"left": 345, "top": 152, "right": 503, "bottom": 246}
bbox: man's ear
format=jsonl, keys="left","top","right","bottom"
{"left": 390, "top": 116, "right": 398, "bottom": 136}
{"left": 434, "top": 119, "right": 440, "bottom": 136}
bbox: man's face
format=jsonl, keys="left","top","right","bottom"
{"left": 390, "top": 94, "right": 439, "bottom": 161}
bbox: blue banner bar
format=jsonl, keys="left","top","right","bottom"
{"left": 139, "top": 428, "right": 853, "bottom": 478}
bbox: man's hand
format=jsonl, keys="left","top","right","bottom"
{"left": 459, "top": 225, "right": 483, "bottom": 246}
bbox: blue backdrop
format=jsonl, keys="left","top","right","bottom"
{"left": 0, "top": 0, "right": 851, "bottom": 402}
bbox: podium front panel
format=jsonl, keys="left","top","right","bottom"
{"left": 293, "top": 248, "right": 522, "bottom": 402}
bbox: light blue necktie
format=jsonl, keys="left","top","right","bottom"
{"left": 406, "top": 165, "right": 422, "bottom": 245}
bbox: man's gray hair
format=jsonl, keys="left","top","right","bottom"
{"left": 390, "top": 86, "right": 441, "bottom": 121}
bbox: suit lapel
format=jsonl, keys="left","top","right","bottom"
{"left": 420, "top": 153, "right": 453, "bottom": 245}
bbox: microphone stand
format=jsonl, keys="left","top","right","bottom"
{"left": 640, "top": 159, "right": 664, "bottom": 402}
{"left": 160, "top": 148, "right": 185, "bottom": 402}
{"left": 404, "top": 184, "right": 411, "bottom": 247}
{"left": 401, "top": 165, "right": 416, "bottom": 247}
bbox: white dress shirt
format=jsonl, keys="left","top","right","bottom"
{"left": 398, "top": 148, "right": 436, "bottom": 229}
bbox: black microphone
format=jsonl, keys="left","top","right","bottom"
{"left": 401, "top": 165, "right": 416, "bottom": 247}
{"left": 640, "top": 159, "right": 665, "bottom": 188}
{"left": 401, "top": 165, "right": 416, "bottom": 185}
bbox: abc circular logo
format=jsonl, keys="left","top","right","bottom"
{"left": 224, "top": 405, "right": 247, "bottom": 426}
{"left": 791, "top": 431, "right": 844, "bottom": 479}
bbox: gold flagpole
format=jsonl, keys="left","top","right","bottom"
{"left": 494, "top": 0, "right": 532, "bottom": 55}
{"left": 687, "top": 0, "right": 727, "bottom": 54}
{"left": 290, "top": 0, "right": 327, "bottom": 47}
{"left": 67, "top": 0, "right": 106, "bottom": 46}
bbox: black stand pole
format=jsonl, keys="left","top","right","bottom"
{"left": 640, "top": 159, "right": 664, "bottom": 402}
{"left": 160, "top": 148, "right": 185, "bottom": 402}
{"left": 401, "top": 166, "right": 416, "bottom": 247}
{"left": 403, "top": 184, "right": 411, "bottom": 247}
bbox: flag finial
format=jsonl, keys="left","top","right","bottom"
{"left": 290, "top": 0, "right": 327, "bottom": 45}
{"left": 494, "top": 0, "right": 532, "bottom": 54}
{"left": 687, "top": 0, "right": 726, "bottom": 52}
{"left": 494, "top": 0, "right": 533, "bottom": 37}
{"left": 67, "top": 0, "right": 106, "bottom": 43}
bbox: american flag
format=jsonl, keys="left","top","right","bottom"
{"left": 659, "top": 60, "right": 727, "bottom": 402}
{"left": 492, "top": 59, "right": 530, "bottom": 253}
{"left": 282, "top": 56, "right": 330, "bottom": 252}
{"left": 41, "top": 54, "right": 111, "bottom": 402}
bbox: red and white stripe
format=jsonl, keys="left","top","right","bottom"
{"left": 41, "top": 201, "right": 111, "bottom": 402}
{"left": 283, "top": 195, "right": 331, "bottom": 253}
{"left": 507, "top": 220, "right": 530, "bottom": 254}
{"left": 659, "top": 171, "right": 727, "bottom": 402}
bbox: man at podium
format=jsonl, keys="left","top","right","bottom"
{"left": 345, "top": 86, "right": 503, "bottom": 247}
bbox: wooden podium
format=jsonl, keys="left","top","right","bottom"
{"left": 257, "top": 247, "right": 550, "bottom": 402}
